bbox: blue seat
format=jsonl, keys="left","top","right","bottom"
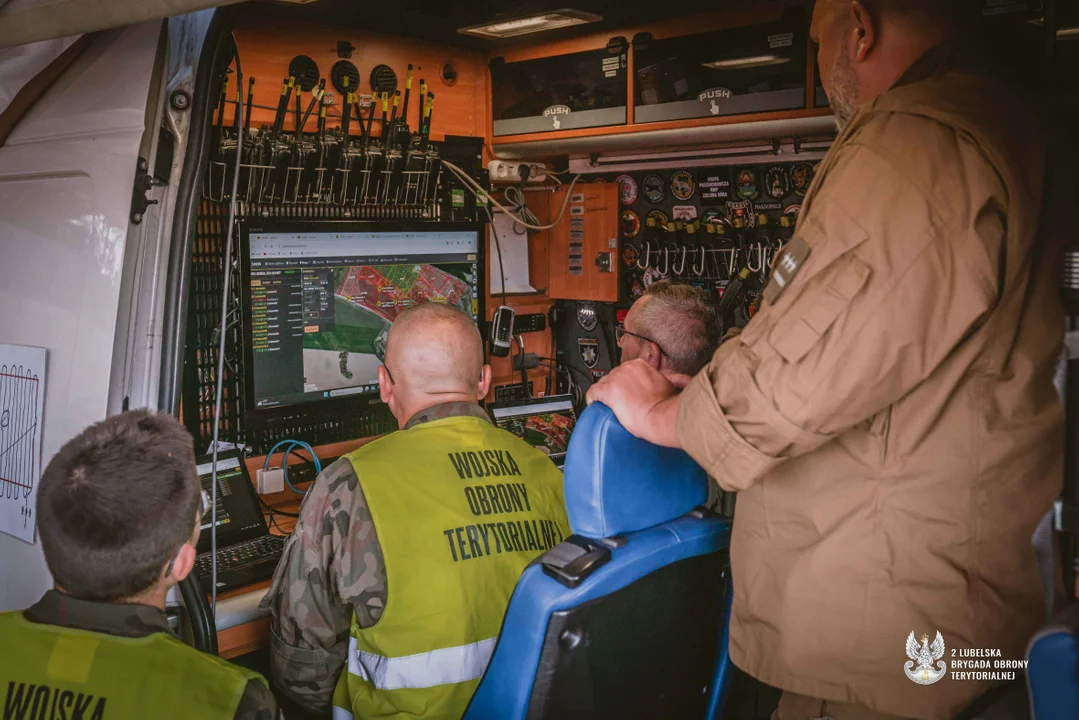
{"left": 465, "top": 403, "right": 734, "bottom": 720}
{"left": 1027, "top": 602, "right": 1079, "bottom": 719}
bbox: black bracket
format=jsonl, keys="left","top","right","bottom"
{"left": 542, "top": 535, "right": 612, "bottom": 588}
{"left": 336, "top": 40, "right": 356, "bottom": 58}
{"left": 130, "top": 157, "right": 164, "bottom": 225}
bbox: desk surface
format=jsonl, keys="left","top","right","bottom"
{"left": 212, "top": 435, "right": 380, "bottom": 658}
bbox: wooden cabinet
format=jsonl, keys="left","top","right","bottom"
{"left": 547, "top": 183, "right": 619, "bottom": 302}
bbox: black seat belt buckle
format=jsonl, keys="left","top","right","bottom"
{"left": 541, "top": 535, "right": 612, "bottom": 589}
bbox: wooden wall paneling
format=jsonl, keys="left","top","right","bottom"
{"left": 227, "top": 14, "right": 485, "bottom": 142}
{"left": 547, "top": 183, "right": 620, "bottom": 302}
{"left": 218, "top": 616, "right": 271, "bottom": 659}
{"left": 484, "top": 293, "right": 555, "bottom": 402}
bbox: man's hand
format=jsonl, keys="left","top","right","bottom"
{"left": 586, "top": 359, "right": 684, "bottom": 448}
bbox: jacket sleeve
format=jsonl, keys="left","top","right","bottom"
{"left": 259, "top": 458, "right": 388, "bottom": 716}
{"left": 232, "top": 678, "right": 279, "bottom": 720}
{"left": 678, "top": 124, "right": 1007, "bottom": 490}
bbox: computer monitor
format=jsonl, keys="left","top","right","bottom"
{"left": 488, "top": 395, "right": 578, "bottom": 467}
{"left": 240, "top": 221, "right": 483, "bottom": 423}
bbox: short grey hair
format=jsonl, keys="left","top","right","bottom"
{"left": 635, "top": 281, "right": 722, "bottom": 375}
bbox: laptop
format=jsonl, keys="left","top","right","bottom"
{"left": 193, "top": 452, "right": 286, "bottom": 592}
{"left": 487, "top": 395, "right": 578, "bottom": 469}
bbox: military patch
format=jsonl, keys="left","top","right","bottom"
{"left": 578, "top": 338, "right": 599, "bottom": 369}
{"left": 576, "top": 301, "right": 598, "bottom": 332}
{"left": 790, "top": 162, "right": 815, "bottom": 196}
{"left": 726, "top": 199, "right": 756, "bottom": 228}
{"left": 646, "top": 209, "right": 669, "bottom": 228}
{"left": 736, "top": 168, "right": 759, "bottom": 200}
{"left": 762, "top": 236, "right": 811, "bottom": 305}
{"left": 672, "top": 205, "right": 697, "bottom": 221}
{"left": 629, "top": 274, "right": 645, "bottom": 299}
{"left": 670, "top": 170, "right": 695, "bottom": 201}
{"left": 643, "top": 265, "right": 667, "bottom": 288}
{"left": 784, "top": 203, "right": 801, "bottom": 217}
{"left": 642, "top": 174, "right": 666, "bottom": 204}
{"left": 620, "top": 209, "right": 641, "bottom": 238}
{"left": 590, "top": 368, "right": 609, "bottom": 383}
{"left": 616, "top": 174, "right": 638, "bottom": 205}
{"left": 765, "top": 165, "right": 790, "bottom": 199}
{"left": 622, "top": 244, "right": 640, "bottom": 267}
{"left": 701, "top": 207, "right": 726, "bottom": 226}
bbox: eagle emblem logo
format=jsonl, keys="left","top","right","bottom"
{"left": 904, "top": 631, "right": 947, "bottom": 685}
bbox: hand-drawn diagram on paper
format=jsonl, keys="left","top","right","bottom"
{"left": 0, "top": 344, "right": 46, "bottom": 543}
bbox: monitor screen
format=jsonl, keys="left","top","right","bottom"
{"left": 241, "top": 222, "right": 482, "bottom": 415}
{"left": 489, "top": 395, "right": 578, "bottom": 466}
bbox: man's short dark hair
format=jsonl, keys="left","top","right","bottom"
{"left": 635, "top": 281, "right": 722, "bottom": 376}
{"left": 37, "top": 410, "right": 200, "bottom": 601}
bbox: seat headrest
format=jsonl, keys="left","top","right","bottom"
{"left": 563, "top": 403, "right": 708, "bottom": 538}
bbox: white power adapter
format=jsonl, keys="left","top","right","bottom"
{"left": 487, "top": 160, "right": 547, "bottom": 184}
{"left": 256, "top": 467, "right": 285, "bottom": 495}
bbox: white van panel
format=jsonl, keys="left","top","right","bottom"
{"left": 0, "top": 20, "right": 161, "bottom": 610}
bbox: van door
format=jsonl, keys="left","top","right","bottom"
{"left": 0, "top": 20, "right": 167, "bottom": 610}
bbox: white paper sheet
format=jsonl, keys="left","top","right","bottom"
{"left": 489, "top": 213, "right": 536, "bottom": 295}
{"left": 0, "top": 343, "right": 46, "bottom": 544}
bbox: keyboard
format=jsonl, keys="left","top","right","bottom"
{"left": 195, "top": 535, "right": 287, "bottom": 592}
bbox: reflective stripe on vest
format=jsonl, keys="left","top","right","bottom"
{"left": 348, "top": 635, "right": 496, "bottom": 690}
{"left": 333, "top": 415, "right": 571, "bottom": 720}
{"left": 332, "top": 708, "right": 355, "bottom": 720}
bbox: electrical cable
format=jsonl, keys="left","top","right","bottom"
{"left": 442, "top": 159, "right": 582, "bottom": 232}
{"left": 208, "top": 40, "right": 246, "bottom": 619}
{"left": 265, "top": 439, "right": 322, "bottom": 495}
{"left": 504, "top": 185, "right": 540, "bottom": 235}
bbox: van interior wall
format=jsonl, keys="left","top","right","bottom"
{"left": 222, "top": 12, "right": 555, "bottom": 399}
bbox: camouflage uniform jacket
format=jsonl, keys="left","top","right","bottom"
{"left": 22, "top": 590, "right": 277, "bottom": 719}
{"left": 260, "top": 402, "right": 493, "bottom": 716}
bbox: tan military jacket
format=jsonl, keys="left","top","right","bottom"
{"left": 677, "top": 52, "right": 1063, "bottom": 719}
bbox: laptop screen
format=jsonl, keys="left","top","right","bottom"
{"left": 195, "top": 453, "right": 268, "bottom": 554}
{"left": 488, "top": 395, "right": 578, "bottom": 467}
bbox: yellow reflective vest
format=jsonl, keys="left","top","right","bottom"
{"left": 0, "top": 609, "right": 264, "bottom": 719}
{"left": 332, "top": 414, "right": 570, "bottom": 720}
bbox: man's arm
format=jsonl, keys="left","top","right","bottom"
{"left": 595, "top": 128, "right": 1007, "bottom": 490}
{"left": 260, "top": 458, "right": 386, "bottom": 716}
{"left": 233, "top": 678, "right": 279, "bottom": 720}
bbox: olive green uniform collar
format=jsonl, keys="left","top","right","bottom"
{"left": 24, "top": 589, "right": 174, "bottom": 639}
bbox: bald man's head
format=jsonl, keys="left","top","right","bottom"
{"left": 379, "top": 303, "right": 491, "bottom": 427}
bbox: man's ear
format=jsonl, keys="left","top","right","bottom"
{"left": 644, "top": 342, "right": 662, "bottom": 371}
{"left": 167, "top": 543, "right": 197, "bottom": 584}
{"left": 477, "top": 364, "right": 492, "bottom": 401}
{"left": 378, "top": 365, "right": 393, "bottom": 405}
{"left": 849, "top": 1, "right": 877, "bottom": 63}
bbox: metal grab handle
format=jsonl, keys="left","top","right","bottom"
{"left": 747, "top": 242, "right": 765, "bottom": 273}
{"left": 637, "top": 241, "right": 652, "bottom": 270}
{"left": 657, "top": 247, "right": 670, "bottom": 275}
{"left": 672, "top": 246, "right": 688, "bottom": 276}
{"left": 694, "top": 245, "right": 708, "bottom": 277}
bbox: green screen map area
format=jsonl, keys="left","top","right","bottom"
{"left": 300, "top": 262, "right": 476, "bottom": 395}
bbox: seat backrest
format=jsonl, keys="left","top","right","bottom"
{"left": 1027, "top": 601, "right": 1079, "bottom": 719}
{"left": 465, "top": 403, "right": 733, "bottom": 720}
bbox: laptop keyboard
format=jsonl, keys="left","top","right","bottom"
{"left": 195, "top": 535, "right": 287, "bottom": 582}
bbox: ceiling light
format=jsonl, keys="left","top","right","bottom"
{"left": 702, "top": 55, "right": 792, "bottom": 70}
{"left": 459, "top": 9, "right": 602, "bottom": 39}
